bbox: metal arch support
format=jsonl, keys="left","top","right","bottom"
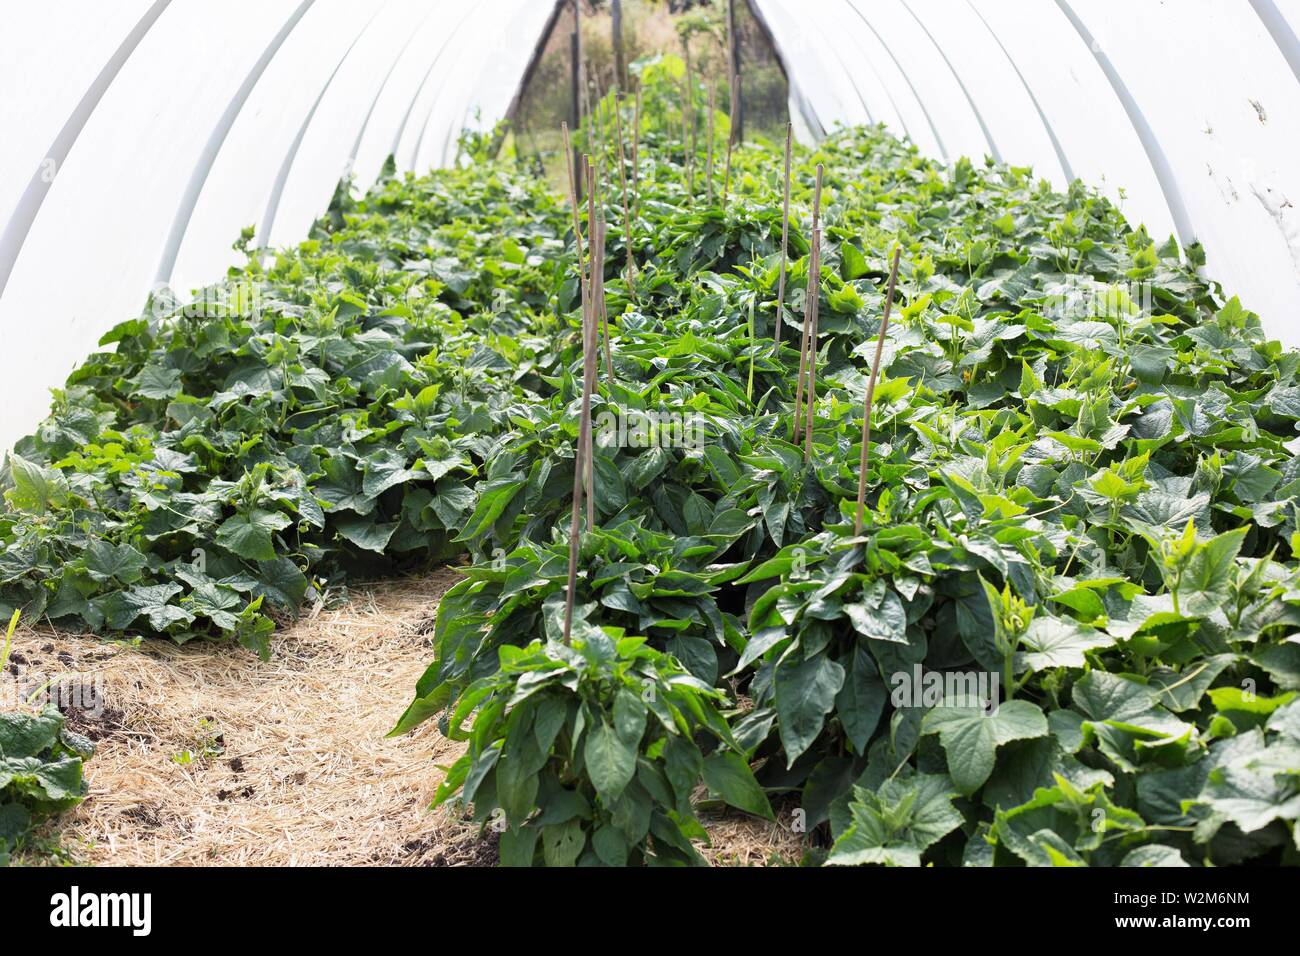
{"left": 393, "top": 1, "right": 483, "bottom": 170}
{"left": 344, "top": 1, "right": 443, "bottom": 185}
{"left": 828, "top": 0, "right": 916, "bottom": 144}
{"left": 258, "top": 2, "right": 390, "bottom": 253}
{"left": 0, "top": 0, "right": 171, "bottom": 302}
{"left": 437, "top": 0, "right": 528, "bottom": 170}
{"left": 1251, "top": 0, "right": 1300, "bottom": 87}
{"left": 411, "top": 1, "right": 493, "bottom": 171}
{"left": 803, "top": 9, "right": 876, "bottom": 126}
{"left": 153, "top": 0, "right": 315, "bottom": 288}
{"left": 966, "top": 0, "right": 1075, "bottom": 184}
{"left": 844, "top": 0, "right": 949, "bottom": 161}
{"left": 1055, "top": 0, "right": 1196, "bottom": 248}
{"left": 897, "top": 0, "right": 1001, "bottom": 163}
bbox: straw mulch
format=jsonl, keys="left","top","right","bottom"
{"left": 7, "top": 568, "right": 802, "bottom": 866}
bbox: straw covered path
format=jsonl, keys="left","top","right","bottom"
{"left": 9, "top": 570, "right": 492, "bottom": 865}
{"left": 7, "top": 568, "right": 802, "bottom": 866}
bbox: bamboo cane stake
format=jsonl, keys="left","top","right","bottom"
{"left": 612, "top": 93, "right": 637, "bottom": 302}
{"left": 584, "top": 161, "right": 601, "bottom": 529}
{"left": 774, "top": 121, "right": 792, "bottom": 350}
{"left": 561, "top": 122, "right": 585, "bottom": 272}
{"left": 683, "top": 36, "right": 695, "bottom": 196}
{"left": 722, "top": 78, "right": 739, "bottom": 206}
{"left": 563, "top": 122, "right": 595, "bottom": 399}
{"left": 564, "top": 162, "right": 600, "bottom": 645}
{"left": 706, "top": 78, "right": 716, "bottom": 204}
{"left": 595, "top": 173, "right": 615, "bottom": 387}
{"left": 631, "top": 82, "right": 642, "bottom": 221}
{"left": 792, "top": 292, "right": 811, "bottom": 443}
{"left": 681, "top": 75, "right": 694, "bottom": 197}
{"left": 854, "top": 246, "right": 903, "bottom": 536}
{"left": 792, "top": 163, "right": 823, "bottom": 443}
{"left": 812, "top": 162, "right": 824, "bottom": 233}
{"left": 584, "top": 59, "right": 604, "bottom": 162}
{"left": 802, "top": 224, "right": 822, "bottom": 458}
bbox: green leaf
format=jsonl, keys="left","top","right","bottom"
{"left": 541, "top": 818, "right": 586, "bottom": 867}
{"left": 456, "top": 477, "right": 525, "bottom": 541}
{"left": 131, "top": 364, "right": 183, "bottom": 400}
{"left": 1177, "top": 527, "right": 1248, "bottom": 612}
{"left": 1122, "top": 845, "right": 1189, "bottom": 867}
{"left": 844, "top": 587, "right": 907, "bottom": 643}
{"left": 83, "top": 540, "right": 147, "bottom": 586}
{"left": 774, "top": 654, "right": 845, "bottom": 767}
{"left": 584, "top": 720, "right": 637, "bottom": 803}
{"left": 361, "top": 447, "right": 420, "bottom": 498}
{"left": 0, "top": 708, "right": 63, "bottom": 759}
{"left": 840, "top": 242, "right": 869, "bottom": 280}
{"left": 702, "top": 751, "right": 774, "bottom": 820}
{"left": 1015, "top": 616, "right": 1114, "bottom": 672}
{"left": 835, "top": 646, "right": 887, "bottom": 753}
{"left": 6, "top": 453, "right": 69, "bottom": 514}
{"left": 216, "top": 509, "right": 292, "bottom": 561}
{"left": 922, "top": 699, "right": 1049, "bottom": 795}
{"left": 826, "top": 775, "right": 963, "bottom": 867}
{"left": 335, "top": 515, "right": 399, "bottom": 553}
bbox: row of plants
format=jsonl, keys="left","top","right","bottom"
{"left": 3, "top": 55, "right": 1298, "bottom": 865}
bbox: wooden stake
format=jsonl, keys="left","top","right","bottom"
{"left": 612, "top": 93, "right": 637, "bottom": 302}
{"left": 802, "top": 224, "right": 822, "bottom": 458}
{"left": 722, "top": 78, "right": 739, "bottom": 206}
{"left": 611, "top": 0, "right": 626, "bottom": 90}
{"left": 584, "top": 59, "right": 604, "bottom": 163}
{"left": 595, "top": 174, "right": 615, "bottom": 387}
{"left": 793, "top": 164, "right": 824, "bottom": 444}
{"left": 706, "top": 78, "right": 716, "bottom": 204}
{"left": 584, "top": 161, "right": 600, "bottom": 529}
{"left": 812, "top": 161, "right": 824, "bottom": 232}
{"left": 855, "top": 246, "right": 902, "bottom": 536}
{"left": 681, "top": 75, "right": 694, "bottom": 197}
{"left": 774, "top": 122, "right": 792, "bottom": 350}
{"left": 565, "top": 161, "right": 601, "bottom": 645}
{"left": 562, "top": 123, "right": 594, "bottom": 396}
{"left": 561, "top": 122, "right": 585, "bottom": 271}
{"left": 631, "top": 82, "right": 642, "bottom": 221}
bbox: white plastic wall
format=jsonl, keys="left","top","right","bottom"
{"left": 0, "top": 0, "right": 558, "bottom": 451}
{"left": 753, "top": 0, "right": 1300, "bottom": 349}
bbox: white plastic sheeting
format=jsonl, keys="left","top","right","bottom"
{"left": 5, "top": 1, "right": 1300, "bottom": 451}
{"left": 0, "top": 0, "right": 557, "bottom": 451}
{"left": 753, "top": 0, "right": 1300, "bottom": 348}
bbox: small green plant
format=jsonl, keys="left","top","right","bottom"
{"left": 1, "top": 612, "right": 95, "bottom": 866}
{"left": 427, "top": 610, "right": 771, "bottom": 866}
{"left": 173, "top": 717, "right": 224, "bottom": 766}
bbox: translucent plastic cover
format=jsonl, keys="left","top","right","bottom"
{"left": 3, "top": 0, "right": 1299, "bottom": 450}
{"left": 0, "top": 0, "right": 560, "bottom": 449}
{"left": 755, "top": 0, "right": 1300, "bottom": 346}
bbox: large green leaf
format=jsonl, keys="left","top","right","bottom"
{"left": 923, "top": 699, "right": 1049, "bottom": 795}
{"left": 216, "top": 509, "right": 292, "bottom": 561}
{"left": 774, "top": 654, "right": 845, "bottom": 767}
{"left": 826, "top": 775, "right": 963, "bottom": 867}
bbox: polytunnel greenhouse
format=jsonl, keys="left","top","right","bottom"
{"left": 1, "top": 0, "right": 1299, "bottom": 900}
